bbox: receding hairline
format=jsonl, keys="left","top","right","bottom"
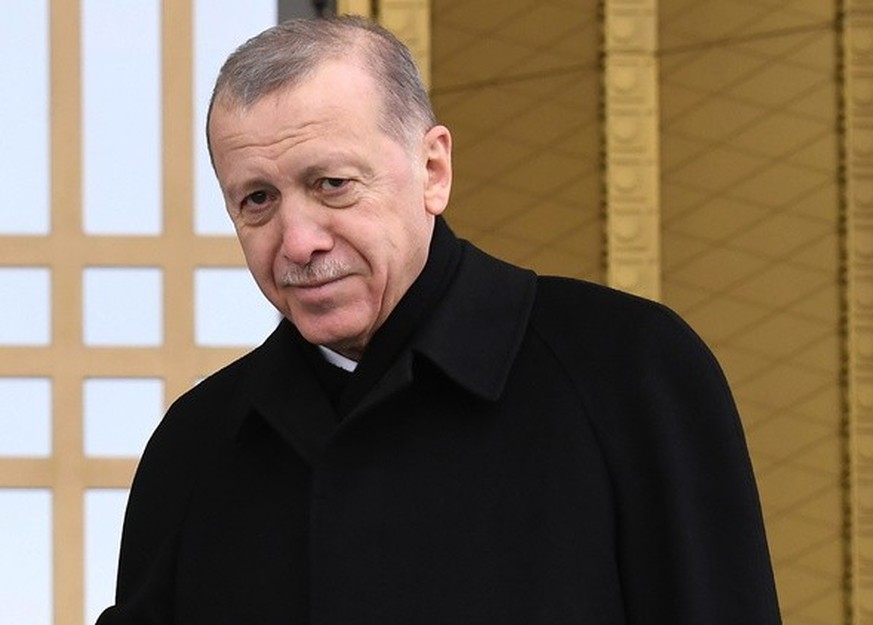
{"left": 206, "top": 21, "right": 435, "bottom": 158}
{"left": 212, "top": 29, "right": 372, "bottom": 109}
{"left": 206, "top": 55, "right": 418, "bottom": 165}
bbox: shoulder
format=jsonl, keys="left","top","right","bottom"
{"left": 157, "top": 349, "right": 255, "bottom": 440}
{"left": 157, "top": 319, "right": 293, "bottom": 437}
{"left": 528, "top": 276, "right": 735, "bottom": 428}
{"left": 134, "top": 323, "right": 286, "bottom": 481}
{"left": 166, "top": 350, "right": 255, "bottom": 427}
{"left": 531, "top": 276, "right": 704, "bottom": 357}
{"left": 121, "top": 332, "right": 277, "bottom": 532}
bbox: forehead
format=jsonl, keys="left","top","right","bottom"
{"left": 209, "top": 59, "right": 383, "bottom": 142}
{"left": 207, "top": 62, "right": 411, "bottom": 193}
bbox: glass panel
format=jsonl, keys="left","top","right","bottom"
{"left": 0, "top": 267, "right": 51, "bottom": 346}
{"left": 0, "top": 2, "right": 50, "bottom": 235}
{"left": 84, "top": 378, "right": 163, "bottom": 457}
{"left": 194, "top": 267, "right": 279, "bottom": 346}
{"left": 0, "top": 378, "right": 51, "bottom": 456}
{"left": 82, "top": 1, "right": 162, "bottom": 235}
{"left": 84, "top": 489, "right": 128, "bottom": 625}
{"left": 193, "top": 0, "right": 277, "bottom": 235}
{"left": 0, "top": 489, "right": 52, "bottom": 625}
{"left": 83, "top": 267, "right": 163, "bottom": 346}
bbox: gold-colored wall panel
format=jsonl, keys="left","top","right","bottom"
{"left": 430, "top": 0, "right": 603, "bottom": 281}
{"left": 660, "top": 6, "right": 843, "bottom": 624}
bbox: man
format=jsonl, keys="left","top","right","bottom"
{"left": 97, "top": 16, "right": 781, "bottom": 624}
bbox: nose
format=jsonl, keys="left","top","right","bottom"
{"left": 278, "top": 200, "right": 334, "bottom": 266}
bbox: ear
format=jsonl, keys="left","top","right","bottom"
{"left": 422, "top": 125, "right": 452, "bottom": 216}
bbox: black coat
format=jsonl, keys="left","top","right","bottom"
{"left": 97, "top": 234, "right": 781, "bottom": 624}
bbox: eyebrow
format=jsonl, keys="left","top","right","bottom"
{"left": 299, "top": 151, "right": 375, "bottom": 179}
{"left": 222, "top": 149, "right": 377, "bottom": 200}
{"left": 222, "top": 176, "right": 275, "bottom": 203}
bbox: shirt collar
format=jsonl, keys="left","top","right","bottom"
{"left": 318, "top": 345, "right": 358, "bottom": 372}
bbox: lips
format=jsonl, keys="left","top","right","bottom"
{"left": 289, "top": 275, "right": 347, "bottom": 290}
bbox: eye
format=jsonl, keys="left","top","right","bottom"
{"left": 234, "top": 189, "right": 278, "bottom": 224}
{"left": 241, "top": 189, "right": 276, "bottom": 210}
{"left": 316, "top": 177, "right": 358, "bottom": 208}
{"left": 247, "top": 190, "right": 270, "bottom": 205}
{"left": 319, "top": 177, "right": 350, "bottom": 192}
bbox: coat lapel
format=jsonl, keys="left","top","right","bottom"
{"left": 237, "top": 320, "right": 338, "bottom": 465}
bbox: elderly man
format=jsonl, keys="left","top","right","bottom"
{"left": 97, "top": 16, "right": 781, "bottom": 625}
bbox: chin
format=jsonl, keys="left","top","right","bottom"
{"left": 295, "top": 317, "right": 366, "bottom": 352}
{"left": 289, "top": 300, "right": 375, "bottom": 347}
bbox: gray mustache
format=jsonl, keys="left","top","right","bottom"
{"left": 279, "top": 260, "right": 351, "bottom": 287}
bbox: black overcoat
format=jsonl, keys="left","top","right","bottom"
{"left": 97, "top": 235, "right": 781, "bottom": 624}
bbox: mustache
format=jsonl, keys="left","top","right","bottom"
{"left": 279, "top": 259, "right": 352, "bottom": 287}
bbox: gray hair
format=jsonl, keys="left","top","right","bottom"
{"left": 207, "top": 16, "right": 436, "bottom": 155}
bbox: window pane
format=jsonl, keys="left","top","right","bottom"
{"left": 82, "top": 0, "right": 162, "bottom": 235}
{"left": 0, "top": 489, "right": 52, "bottom": 625}
{"left": 194, "top": 267, "right": 279, "bottom": 346}
{"left": 193, "top": 0, "right": 277, "bottom": 235}
{"left": 84, "top": 378, "right": 163, "bottom": 457}
{"left": 0, "top": 267, "right": 51, "bottom": 346}
{"left": 0, "top": 378, "right": 51, "bottom": 456}
{"left": 83, "top": 267, "right": 163, "bottom": 347}
{"left": 84, "top": 489, "right": 127, "bottom": 625}
{"left": 0, "top": 2, "right": 50, "bottom": 234}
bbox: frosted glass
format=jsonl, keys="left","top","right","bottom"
{"left": 0, "top": 267, "right": 51, "bottom": 346}
{"left": 83, "top": 267, "right": 163, "bottom": 346}
{"left": 82, "top": 1, "right": 162, "bottom": 235}
{"left": 0, "top": 489, "right": 52, "bottom": 625}
{"left": 85, "top": 489, "right": 128, "bottom": 625}
{"left": 194, "top": 267, "right": 279, "bottom": 346}
{"left": 193, "top": 0, "right": 277, "bottom": 235}
{"left": 84, "top": 378, "right": 163, "bottom": 457}
{"left": 0, "top": 2, "right": 50, "bottom": 234}
{"left": 0, "top": 378, "right": 51, "bottom": 456}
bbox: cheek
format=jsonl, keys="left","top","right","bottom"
{"left": 368, "top": 226, "right": 426, "bottom": 296}
{"left": 238, "top": 232, "right": 281, "bottom": 286}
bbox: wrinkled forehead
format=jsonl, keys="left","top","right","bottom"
{"left": 207, "top": 57, "right": 390, "bottom": 152}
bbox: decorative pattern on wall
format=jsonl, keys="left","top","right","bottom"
{"left": 430, "top": 0, "right": 604, "bottom": 282}
{"left": 845, "top": 2, "right": 873, "bottom": 623}
{"left": 604, "top": 0, "right": 661, "bottom": 300}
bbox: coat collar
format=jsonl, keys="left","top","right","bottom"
{"left": 410, "top": 241, "right": 537, "bottom": 402}
{"left": 234, "top": 320, "right": 336, "bottom": 463}
{"left": 231, "top": 230, "right": 538, "bottom": 462}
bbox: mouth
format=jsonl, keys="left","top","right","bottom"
{"left": 289, "top": 276, "right": 346, "bottom": 290}
{"left": 282, "top": 272, "right": 354, "bottom": 301}
{"left": 278, "top": 259, "right": 357, "bottom": 305}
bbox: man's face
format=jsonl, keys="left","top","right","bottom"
{"left": 208, "top": 59, "right": 452, "bottom": 360}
